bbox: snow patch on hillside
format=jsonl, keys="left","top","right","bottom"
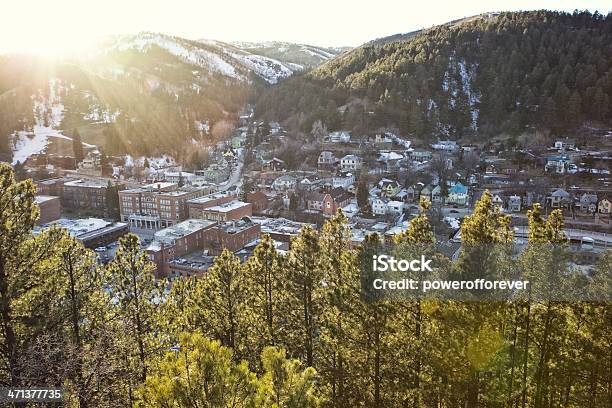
{"left": 441, "top": 56, "right": 480, "bottom": 131}
{"left": 226, "top": 52, "right": 293, "bottom": 84}
{"left": 12, "top": 79, "right": 65, "bottom": 165}
{"left": 115, "top": 33, "right": 244, "bottom": 81}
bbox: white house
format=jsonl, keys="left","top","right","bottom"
{"left": 545, "top": 156, "right": 571, "bottom": 174}
{"left": 332, "top": 173, "right": 355, "bottom": 189}
{"left": 165, "top": 171, "right": 197, "bottom": 185}
{"left": 340, "top": 155, "right": 362, "bottom": 171}
{"left": 492, "top": 194, "right": 504, "bottom": 209}
{"left": 507, "top": 195, "right": 522, "bottom": 212}
{"left": 327, "top": 131, "right": 351, "bottom": 143}
{"left": 378, "top": 151, "right": 404, "bottom": 170}
{"left": 387, "top": 200, "right": 404, "bottom": 216}
{"left": 554, "top": 139, "right": 575, "bottom": 151}
{"left": 371, "top": 197, "right": 389, "bottom": 216}
{"left": 272, "top": 175, "right": 297, "bottom": 191}
{"left": 431, "top": 140, "right": 458, "bottom": 152}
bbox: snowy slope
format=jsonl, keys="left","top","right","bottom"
{"left": 201, "top": 40, "right": 295, "bottom": 84}
{"left": 11, "top": 79, "right": 66, "bottom": 165}
{"left": 106, "top": 34, "right": 347, "bottom": 84}
{"left": 112, "top": 33, "right": 244, "bottom": 81}
{"left": 230, "top": 41, "right": 348, "bottom": 70}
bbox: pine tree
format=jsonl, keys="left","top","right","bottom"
{"left": 0, "top": 163, "right": 44, "bottom": 385}
{"left": 243, "top": 234, "right": 286, "bottom": 360}
{"left": 197, "top": 249, "right": 247, "bottom": 354}
{"left": 138, "top": 332, "right": 257, "bottom": 407}
{"left": 285, "top": 225, "right": 322, "bottom": 367}
{"left": 106, "top": 233, "right": 160, "bottom": 398}
{"left": 259, "top": 346, "right": 321, "bottom": 407}
{"left": 72, "top": 128, "right": 84, "bottom": 163}
{"left": 356, "top": 179, "right": 369, "bottom": 211}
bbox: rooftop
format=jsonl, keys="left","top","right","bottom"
{"left": 35, "top": 217, "right": 126, "bottom": 240}
{"left": 35, "top": 195, "right": 58, "bottom": 204}
{"left": 251, "top": 216, "right": 313, "bottom": 236}
{"left": 148, "top": 219, "right": 216, "bottom": 249}
{"left": 64, "top": 179, "right": 109, "bottom": 189}
{"left": 217, "top": 218, "right": 258, "bottom": 234}
{"left": 205, "top": 200, "right": 250, "bottom": 213}
{"left": 187, "top": 192, "right": 233, "bottom": 205}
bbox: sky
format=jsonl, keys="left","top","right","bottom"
{"left": 1, "top": 0, "right": 611, "bottom": 54}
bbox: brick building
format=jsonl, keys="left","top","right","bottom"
{"left": 62, "top": 179, "right": 126, "bottom": 216}
{"left": 36, "top": 177, "right": 66, "bottom": 196}
{"left": 205, "top": 218, "right": 260, "bottom": 255}
{"left": 200, "top": 200, "right": 252, "bottom": 222}
{"left": 146, "top": 217, "right": 260, "bottom": 277}
{"left": 119, "top": 183, "right": 206, "bottom": 229}
{"left": 146, "top": 219, "right": 217, "bottom": 277}
{"left": 246, "top": 191, "right": 269, "bottom": 214}
{"left": 187, "top": 192, "right": 235, "bottom": 218}
{"left": 35, "top": 195, "right": 61, "bottom": 225}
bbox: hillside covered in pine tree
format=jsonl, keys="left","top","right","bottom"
{"left": 256, "top": 10, "right": 612, "bottom": 140}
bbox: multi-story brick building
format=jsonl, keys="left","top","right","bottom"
{"left": 62, "top": 179, "right": 125, "bottom": 216}
{"left": 200, "top": 200, "right": 252, "bottom": 222}
{"left": 187, "top": 192, "right": 235, "bottom": 218}
{"left": 246, "top": 191, "right": 269, "bottom": 214}
{"left": 146, "top": 218, "right": 260, "bottom": 277}
{"left": 146, "top": 219, "right": 217, "bottom": 277}
{"left": 205, "top": 219, "right": 260, "bottom": 255}
{"left": 119, "top": 182, "right": 206, "bottom": 229}
{"left": 35, "top": 195, "right": 61, "bottom": 225}
{"left": 36, "top": 177, "right": 66, "bottom": 196}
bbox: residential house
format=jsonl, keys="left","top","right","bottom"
{"left": 492, "top": 193, "right": 504, "bottom": 210}
{"left": 306, "top": 190, "right": 325, "bottom": 211}
{"left": 507, "top": 195, "right": 522, "bottom": 212}
{"left": 326, "top": 131, "right": 351, "bottom": 143}
{"left": 579, "top": 193, "right": 598, "bottom": 214}
{"left": 299, "top": 175, "right": 322, "bottom": 191}
{"left": 378, "top": 151, "right": 404, "bottom": 170}
{"left": 262, "top": 158, "right": 285, "bottom": 172}
{"left": 372, "top": 133, "right": 392, "bottom": 145}
{"left": 165, "top": 171, "right": 197, "bottom": 185}
{"left": 545, "top": 156, "right": 571, "bottom": 174}
{"left": 409, "top": 149, "right": 432, "bottom": 163}
{"left": 405, "top": 185, "right": 420, "bottom": 202}
{"left": 420, "top": 184, "right": 433, "bottom": 202}
{"left": 371, "top": 197, "right": 389, "bottom": 216}
{"left": 318, "top": 151, "right": 338, "bottom": 169}
{"left": 340, "top": 155, "right": 362, "bottom": 171}
{"left": 307, "top": 187, "right": 352, "bottom": 216}
{"left": 332, "top": 172, "right": 355, "bottom": 189}
{"left": 554, "top": 139, "right": 575, "bottom": 151}
{"left": 431, "top": 140, "right": 458, "bottom": 152}
{"left": 431, "top": 185, "right": 443, "bottom": 204}
{"left": 378, "top": 179, "right": 401, "bottom": 198}
{"left": 387, "top": 200, "right": 404, "bottom": 216}
{"left": 547, "top": 189, "right": 572, "bottom": 209}
{"left": 447, "top": 183, "right": 469, "bottom": 206}
{"left": 598, "top": 197, "right": 611, "bottom": 214}
{"left": 272, "top": 175, "right": 297, "bottom": 192}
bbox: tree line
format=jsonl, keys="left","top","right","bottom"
{"left": 256, "top": 10, "right": 612, "bottom": 140}
{"left": 0, "top": 162, "right": 610, "bottom": 407}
